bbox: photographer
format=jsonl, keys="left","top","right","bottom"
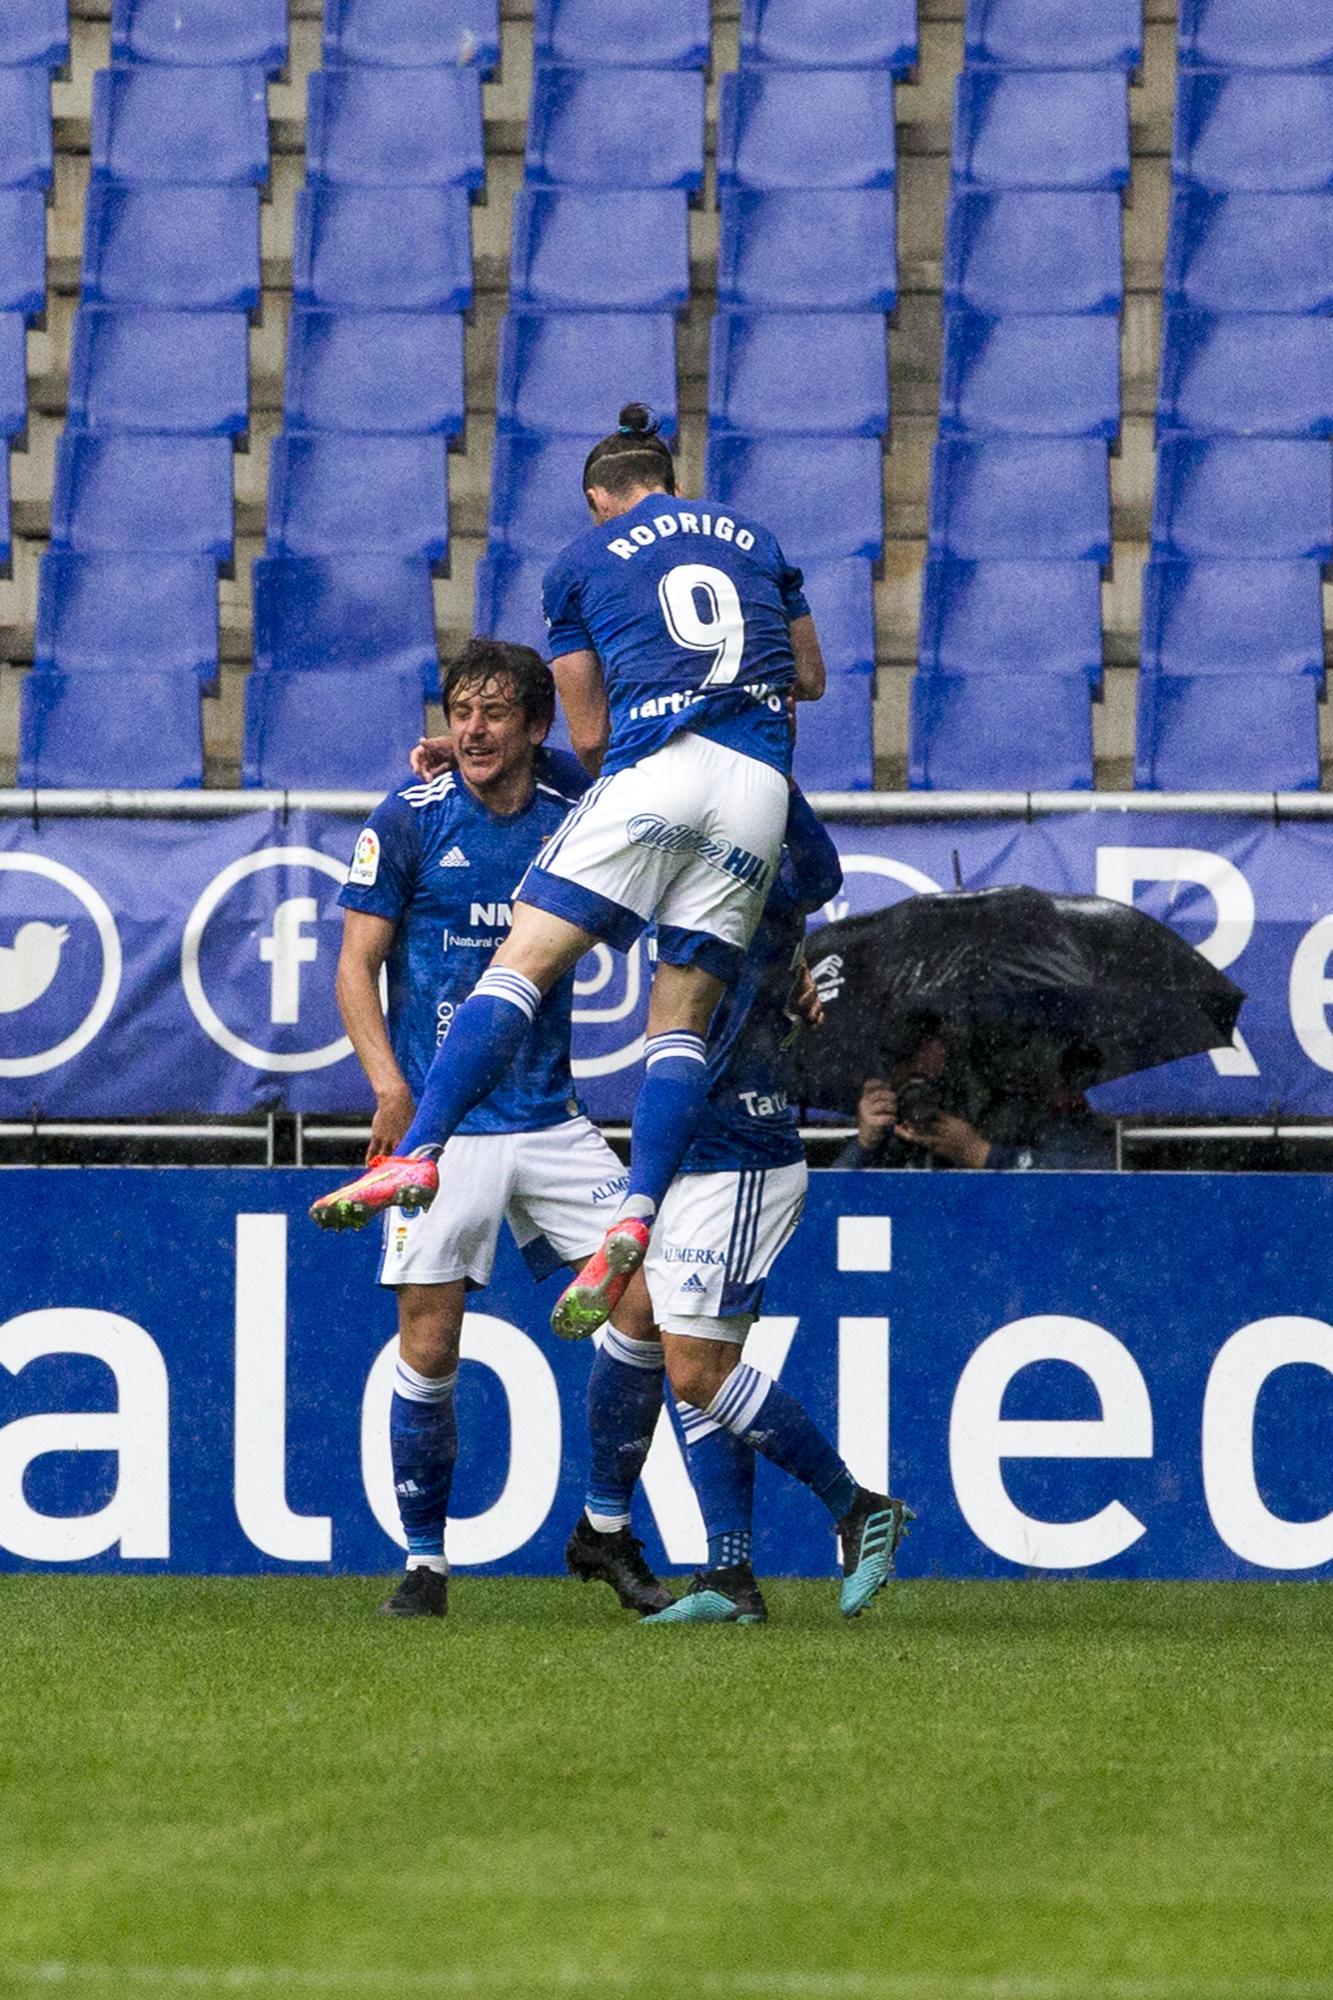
{"left": 835, "top": 1026, "right": 1114, "bottom": 1172}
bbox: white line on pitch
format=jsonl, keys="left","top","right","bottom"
{"left": 6, "top": 1966, "right": 1333, "bottom": 1999}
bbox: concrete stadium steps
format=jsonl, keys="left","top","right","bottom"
{"left": 1, "top": 0, "right": 1324, "bottom": 788}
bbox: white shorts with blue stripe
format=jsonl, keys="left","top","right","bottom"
{"left": 379, "top": 1116, "right": 627, "bottom": 1291}
{"left": 645, "top": 1159, "right": 808, "bottom": 1342}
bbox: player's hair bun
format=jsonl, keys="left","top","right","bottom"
{"left": 617, "top": 403, "right": 658, "bottom": 437}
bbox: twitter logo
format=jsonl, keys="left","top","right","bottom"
{"left": 0, "top": 921, "right": 70, "bottom": 1013}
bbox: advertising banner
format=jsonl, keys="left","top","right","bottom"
{"left": 4, "top": 1170, "right": 1332, "bottom": 1582}
{"left": 2, "top": 805, "right": 1333, "bottom": 1117}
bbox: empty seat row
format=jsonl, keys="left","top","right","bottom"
{"left": 740, "top": 0, "right": 917, "bottom": 75}
{"left": 110, "top": 0, "right": 287, "bottom": 75}
{"left": 1, "top": 0, "right": 67, "bottom": 70}
{"left": 1158, "top": 313, "right": 1333, "bottom": 438}
{"left": 1163, "top": 191, "right": 1333, "bottom": 313}
{"left": 1173, "top": 71, "right": 1333, "bottom": 192}
{"left": 1177, "top": 0, "right": 1333, "bottom": 71}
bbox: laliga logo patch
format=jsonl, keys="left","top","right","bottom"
{"left": 0, "top": 856, "right": 122, "bottom": 1078}
{"left": 349, "top": 828, "right": 380, "bottom": 888}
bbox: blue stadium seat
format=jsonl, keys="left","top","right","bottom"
{"left": 943, "top": 191, "right": 1123, "bottom": 315}
{"left": 706, "top": 434, "right": 885, "bottom": 563}
{"left": 20, "top": 670, "right": 205, "bottom": 788}
{"left": 486, "top": 432, "right": 605, "bottom": 557}
{"left": 800, "top": 560, "right": 876, "bottom": 677}
{"left": 0, "top": 312, "right": 27, "bottom": 440}
{"left": 509, "top": 190, "right": 690, "bottom": 314}
{"left": 1163, "top": 192, "right": 1333, "bottom": 316}
{"left": 717, "top": 191, "right": 897, "bottom": 313}
{"left": 111, "top": 0, "right": 288, "bottom": 75}
{"left": 67, "top": 307, "right": 250, "bottom": 439}
{"left": 50, "top": 433, "right": 235, "bottom": 561}
{"left": 323, "top": 0, "right": 500, "bottom": 76}
{"left": 1151, "top": 439, "right": 1333, "bottom": 561}
{"left": 708, "top": 312, "right": 889, "bottom": 438}
{"left": 792, "top": 672, "right": 874, "bottom": 792}
{"left": 36, "top": 552, "right": 219, "bottom": 689}
{"left": 739, "top": 0, "right": 918, "bottom": 76}
{"left": 1178, "top": 0, "right": 1333, "bottom": 72}
{"left": 919, "top": 559, "right": 1104, "bottom": 688}
{"left": 243, "top": 666, "right": 424, "bottom": 789}
{"left": 928, "top": 439, "right": 1112, "bottom": 563}
{"left": 266, "top": 435, "right": 450, "bottom": 567}
{"left": 81, "top": 186, "right": 261, "bottom": 313}
{"left": 963, "top": 0, "right": 1143, "bottom": 71}
{"left": 1173, "top": 73, "right": 1333, "bottom": 195}
{"left": 525, "top": 66, "right": 705, "bottom": 193}
{"left": 1157, "top": 313, "right": 1333, "bottom": 439}
{"left": 910, "top": 672, "right": 1094, "bottom": 790}
{"left": 717, "top": 70, "right": 897, "bottom": 193}
{"left": 952, "top": 71, "right": 1130, "bottom": 193}
{"left": 293, "top": 188, "right": 473, "bottom": 313}
{"left": 0, "top": 1, "right": 70, "bottom": 70}
{"left": 1135, "top": 674, "right": 1320, "bottom": 791}
{"left": 940, "top": 313, "right": 1121, "bottom": 440}
{"left": 496, "top": 313, "right": 678, "bottom": 439}
{"left": 305, "top": 68, "right": 485, "bottom": 196}
{"left": 91, "top": 66, "right": 270, "bottom": 190}
{"left": 473, "top": 552, "right": 548, "bottom": 656}
{"left": 0, "top": 67, "right": 54, "bottom": 190}
{"left": 1141, "top": 560, "right": 1325, "bottom": 680}
{"left": 0, "top": 448, "right": 10, "bottom": 575}
{"left": 534, "top": 0, "right": 709, "bottom": 69}
{"left": 283, "top": 310, "right": 466, "bottom": 440}
{"left": 253, "top": 556, "right": 440, "bottom": 696}
{"left": 0, "top": 191, "right": 44, "bottom": 318}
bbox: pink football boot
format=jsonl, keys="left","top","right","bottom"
{"left": 309, "top": 1154, "right": 439, "bottom": 1232}
{"left": 551, "top": 1217, "right": 651, "bottom": 1339}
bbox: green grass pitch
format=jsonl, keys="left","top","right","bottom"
{"left": 3, "top": 1578, "right": 1333, "bottom": 2000}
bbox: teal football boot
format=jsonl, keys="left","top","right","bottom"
{"left": 837, "top": 1491, "right": 914, "bottom": 1617}
{"left": 642, "top": 1563, "right": 767, "bottom": 1625}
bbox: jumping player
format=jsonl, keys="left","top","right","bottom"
{"left": 312, "top": 406, "right": 826, "bottom": 1342}
{"left": 332, "top": 640, "right": 672, "bottom": 1619}
{"left": 639, "top": 785, "right": 914, "bottom": 1623}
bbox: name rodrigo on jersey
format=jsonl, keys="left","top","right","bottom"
{"left": 607, "top": 510, "right": 757, "bottom": 561}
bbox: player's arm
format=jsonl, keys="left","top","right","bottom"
{"left": 336, "top": 911, "right": 414, "bottom": 1163}
{"left": 790, "top": 614, "right": 826, "bottom": 703}
{"left": 552, "top": 649, "right": 609, "bottom": 776}
{"left": 782, "top": 783, "right": 843, "bottom": 913}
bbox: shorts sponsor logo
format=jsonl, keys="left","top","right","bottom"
{"left": 663, "top": 1246, "right": 725, "bottom": 1266}
{"left": 589, "top": 1174, "right": 629, "bottom": 1204}
{"left": 349, "top": 829, "right": 380, "bottom": 887}
{"left": 626, "top": 816, "right": 769, "bottom": 895}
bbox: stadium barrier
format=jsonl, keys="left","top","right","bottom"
{"left": 3, "top": 1169, "right": 1332, "bottom": 1580}
{"left": 6, "top": 789, "right": 1333, "bottom": 1117}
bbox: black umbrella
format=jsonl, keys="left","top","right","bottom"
{"left": 795, "top": 884, "right": 1245, "bottom": 1116}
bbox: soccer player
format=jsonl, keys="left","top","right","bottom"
{"left": 312, "top": 405, "right": 826, "bottom": 1341}
{"left": 637, "top": 784, "right": 913, "bottom": 1624}
{"left": 333, "top": 638, "right": 672, "bottom": 1620}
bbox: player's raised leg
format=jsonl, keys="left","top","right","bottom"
{"left": 379, "top": 1282, "right": 462, "bottom": 1618}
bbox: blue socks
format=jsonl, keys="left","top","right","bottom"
{"left": 700, "top": 1361, "right": 859, "bottom": 1524}
{"left": 620, "top": 1031, "right": 709, "bottom": 1222}
{"left": 678, "top": 1398, "right": 756, "bottom": 1570}
{"left": 398, "top": 967, "right": 542, "bottom": 1158}
{"left": 389, "top": 1357, "right": 458, "bottom": 1572}
{"left": 584, "top": 1327, "right": 665, "bottom": 1531}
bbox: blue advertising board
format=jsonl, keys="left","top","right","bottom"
{"left": 2, "top": 803, "right": 1333, "bottom": 1117}
{"left": 3, "top": 1170, "right": 1332, "bottom": 1581}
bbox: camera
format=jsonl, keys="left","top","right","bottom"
{"left": 896, "top": 1073, "right": 944, "bottom": 1130}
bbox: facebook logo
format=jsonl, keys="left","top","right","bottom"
{"left": 259, "top": 898, "right": 318, "bottom": 1025}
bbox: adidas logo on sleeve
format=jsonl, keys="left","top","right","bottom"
{"left": 439, "top": 846, "right": 470, "bottom": 869}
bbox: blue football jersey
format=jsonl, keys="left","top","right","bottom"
{"left": 681, "top": 789, "right": 843, "bottom": 1173}
{"left": 542, "top": 494, "right": 810, "bottom": 779}
{"left": 338, "top": 749, "right": 590, "bottom": 1135}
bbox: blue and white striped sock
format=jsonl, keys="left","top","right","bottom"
{"left": 584, "top": 1326, "right": 665, "bottom": 1532}
{"left": 619, "top": 1030, "right": 709, "bottom": 1224}
{"left": 677, "top": 1396, "right": 756, "bottom": 1572}
{"left": 399, "top": 966, "right": 542, "bottom": 1158}
{"left": 704, "top": 1362, "right": 858, "bottom": 1524}
{"left": 390, "top": 1358, "right": 459, "bottom": 1573}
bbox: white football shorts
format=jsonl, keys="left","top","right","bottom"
{"left": 379, "top": 1116, "right": 628, "bottom": 1290}
{"left": 646, "top": 1159, "right": 808, "bottom": 1343}
{"left": 518, "top": 732, "right": 790, "bottom": 984}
